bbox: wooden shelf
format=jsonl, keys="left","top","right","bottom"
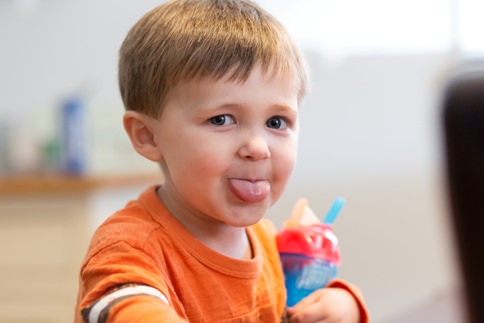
{"left": 0, "top": 173, "right": 163, "bottom": 195}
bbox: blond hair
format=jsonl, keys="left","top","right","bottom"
{"left": 119, "top": 0, "right": 309, "bottom": 118}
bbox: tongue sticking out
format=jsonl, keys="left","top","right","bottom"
{"left": 228, "top": 179, "right": 270, "bottom": 203}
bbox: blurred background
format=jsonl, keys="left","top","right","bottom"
{"left": 1, "top": 0, "right": 483, "bottom": 322}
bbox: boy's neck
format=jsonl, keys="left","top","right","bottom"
{"left": 183, "top": 219, "right": 254, "bottom": 260}
{"left": 201, "top": 228, "right": 253, "bottom": 260}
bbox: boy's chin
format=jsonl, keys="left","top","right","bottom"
{"left": 223, "top": 208, "right": 267, "bottom": 228}
{"left": 227, "top": 217, "right": 263, "bottom": 228}
{"left": 212, "top": 197, "right": 275, "bottom": 227}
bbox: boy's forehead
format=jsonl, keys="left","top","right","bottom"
{"left": 173, "top": 64, "right": 301, "bottom": 93}
{"left": 164, "top": 65, "right": 300, "bottom": 111}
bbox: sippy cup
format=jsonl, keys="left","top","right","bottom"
{"left": 276, "top": 198, "right": 344, "bottom": 307}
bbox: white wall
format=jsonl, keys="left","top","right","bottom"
{"left": 0, "top": 1, "right": 465, "bottom": 322}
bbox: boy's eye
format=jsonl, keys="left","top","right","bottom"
{"left": 266, "top": 116, "right": 287, "bottom": 129}
{"left": 209, "top": 114, "right": 235, "bottom": 126}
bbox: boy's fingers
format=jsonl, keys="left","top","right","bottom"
{"left": 288, "top": 301, "right": 328, "bottom": 323}
{"left": 288, "top": 289, "right": 323, "bottom": 313}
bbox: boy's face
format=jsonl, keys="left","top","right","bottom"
{"left": 153, "top": 65, "right": 299, "bottom": 229}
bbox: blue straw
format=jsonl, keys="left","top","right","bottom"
{"left": 323, "top": 197, "right": 346, "bottom": 224}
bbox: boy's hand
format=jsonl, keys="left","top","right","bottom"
{"left": 286, "top": 287, "right": 360, "bottom": 323}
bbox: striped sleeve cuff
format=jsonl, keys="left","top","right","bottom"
{"left": 81, "top": 283, "right": 169, "bottom": 323}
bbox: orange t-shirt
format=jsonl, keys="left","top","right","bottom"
{"left": 75, "top": 186, "right": 368, "bottom": 322}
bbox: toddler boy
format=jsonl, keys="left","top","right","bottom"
{"left": 75, "top": 0, "right": 369, "bottom": 322}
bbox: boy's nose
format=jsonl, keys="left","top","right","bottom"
{"left": 238, "top": 135, "right": 271, "bottom": 161}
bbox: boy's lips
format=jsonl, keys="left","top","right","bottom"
{"left": 228, "top": 178, "right": 270, "bottom": 203}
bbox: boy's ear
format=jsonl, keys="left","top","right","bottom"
{"left": 123, "top": 110, "right": 162, "bottom": 162}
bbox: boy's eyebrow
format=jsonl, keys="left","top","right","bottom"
{"left": 270, "top": 103, "right": 299, "bottom": 113}
{"left": 203, "top": 101, "right": 298, "bottom": 112}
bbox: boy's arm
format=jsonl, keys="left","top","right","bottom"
{"left": 81, "top": 286, "right": 186, "bottom": 323}
{"left": 286, "top": 281, "right": 368, "bottom": 323}
{"left": 77, "top": 240, "right": 186, "bottom": 323}
{"left": 327, "top": 279, "right": 369, "bottom": 323}
{"left": 110, "top": 297, "right": 186, "bottom": 322}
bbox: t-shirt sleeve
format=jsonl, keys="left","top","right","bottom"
{"left": 327, "top": 279, "right": 369, "bottom": 323}
{"left": 77, "top": 240, "right": 186, "bottom": 323}
{"left": 101, "top": 294, "right": 186, "bottom": 323}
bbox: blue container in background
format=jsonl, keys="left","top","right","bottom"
{"left": 61, "top": 97, "right": 85, "bottom": 175}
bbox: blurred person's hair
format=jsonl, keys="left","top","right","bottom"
{"left": 443, "top": 63, "right": 484, "bottom": 323}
